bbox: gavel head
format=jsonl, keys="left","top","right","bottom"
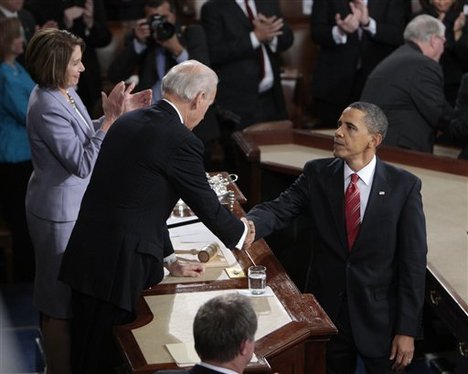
{"left": 197, "top": 243, "right": 220, "bottom": 263}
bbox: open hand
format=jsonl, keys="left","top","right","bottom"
{"left": 123, "top": 82, "right": 152, "bottom": 113}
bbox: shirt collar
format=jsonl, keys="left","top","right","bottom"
{"left": 162, "top": 98, "right": 184, "bottom": 124}
{"left": 199, "top": 361, "right": 239, "bottom": 374}
{"left": 344, "top": 155, "right": 376, "bottom": 186}
{"left": 0, "top": 6, "right": 18, "bottom": 17}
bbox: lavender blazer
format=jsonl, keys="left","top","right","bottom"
{"left": 26, "top": 85, "right": 105, "bottom": 222}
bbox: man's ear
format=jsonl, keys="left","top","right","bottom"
{"left": 191, "top": 91, "right": 205, "bottom": 110}
{"left": 371, "top": 133, "right": 383, "bottom": 148}
{"left": 239, "top": 339, "right": 255, "bottom": 356}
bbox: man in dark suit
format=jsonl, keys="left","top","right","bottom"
{"left": 59, "top": 60, "right": 254, "bottom": 373}
{"left": 361, "top": 14, "right": 453, "bottom": 153}
{"left": 246, "top": 102, "right": 427, "bottom": 373}
{"left": 200, "top": 0, "right": 293, "bottom": 129}
{"left": 156, "top": 293, "right": 258, "bottom": 374}
{"left": 311, "top": 0, "right": 407, "bottom": 127}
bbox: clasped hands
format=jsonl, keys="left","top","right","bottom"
{"left": 253, "top": 13, "right": 284, "bottom": 43}
{"left": 335, "top": 0, "right": 369, "bottom": 35}
{"left": 241, "top": 217, "right": 256, "bottom": 250}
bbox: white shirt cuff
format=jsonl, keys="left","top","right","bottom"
{"left": 163, "top": 253, "right": 177, "bottom": 265}
{"left": 250, "top": 31, "right": 261, "bottom": 49}
{"left": 234, "top": 220, "right": 249, "bottom": 250}
{"left": 362, "top": 18, "right": 376, "bottom": 35}
{"left": 332, "top": 25, "right": 347, "bottom": 44}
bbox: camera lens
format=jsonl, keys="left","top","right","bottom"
{"left": 148, "top": 14, "right": 175, "bottom": 41}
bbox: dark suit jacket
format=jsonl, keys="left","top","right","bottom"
{"left": 361, "top": 42, "right": 450, "bottom": 153}
{"left": 247, "top": 157, "right": 427, "bottom": 357}
{"left": 155, "top": 363, "right": 224, "bottom": 374}
{"left": 311, "top": 0, "right": 407, "bottom": 107}
{"left": 59, "top": 100, "right": 244, "bottom": 312}
{"left": 201, "top": 0, "right": 293, "bottom": 128}
{"left": 449, "top": 73, "right": 468, "bottom": 158}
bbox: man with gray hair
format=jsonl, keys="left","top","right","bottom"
{"left": 157, "top": 293, "right": 258, "bottom": 374}
{"left": 361, "top": 14, "right": 453, "bottom": 153}
{"left": 59, "top": 60, "right": 255, "bottom": 373}
{"left": 246, "top": 102, "right": 427, "bottom": 373}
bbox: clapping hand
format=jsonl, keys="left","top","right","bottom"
{"left": 101, "top": 81, "right": 126, "bottom": 130}
{"left": 253, "top": 14, "right": 284, "bottom": 43}
{"left": 123, "top": 82, "right": 152, "bottom": 113}
{"left": 335, "top": 3, "right": 362, "bottom": 34}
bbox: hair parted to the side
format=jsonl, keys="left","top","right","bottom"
{"left": 348, "top": 101, "right": 389, "bottom": 139}
{"left": 161, "top": 59, "right": 218, "bottom": 102}
{"left": 193, "top": 293, "right": 257, "bottom": 363}
{"left": 404, "top": 14, "right": 445, "bottom": 44}
{"left": 25, "top": 28, "right": 85, "bottom": 89}
{"left": 0, "top": 17, "right": 22, "bottom": 61}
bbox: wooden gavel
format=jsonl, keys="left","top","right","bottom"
{"left": 175, "top": 243, "right": 220, "bottom": 263}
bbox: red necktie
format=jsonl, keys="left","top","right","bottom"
{"left": 345, "top": 173, "right": 360, "bottom": 250}
{"left": 244, "top": 0, "right": 265, "bottom": 79}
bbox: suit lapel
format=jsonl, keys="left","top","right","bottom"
{"left": 323, "top": 159, "right": 348, "bottom": 257}
{"left": 234, "top": 0, "right": 254, "bottom": 29}
{"left": 51, "top": 89, "right": 94, "bottom": 139}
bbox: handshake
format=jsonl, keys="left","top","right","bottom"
{"left": 240, "top": 217, "right": 256, "bottom": 250}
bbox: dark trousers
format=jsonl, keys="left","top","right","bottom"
{"left": 70, "top": 291, "right": 135, "bottom": 374}
{"left": 326, "top": 298, "right": 396, "bottom": 374}
{"left": 0, "top": 161, "right": 34, "bottom": 281}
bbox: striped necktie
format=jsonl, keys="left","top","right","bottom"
{"left": 345, "top": 173, "right": 360, "bottom": 250}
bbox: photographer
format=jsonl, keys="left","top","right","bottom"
{"left": 107, "top": 0, "right": 209, "bottom": 103}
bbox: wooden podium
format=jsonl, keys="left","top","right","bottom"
{"left": 114, "top": 179, "right": 337, "bottom": 374}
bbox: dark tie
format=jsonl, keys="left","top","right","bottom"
{"left": 345, "top": 173, "right": 360, "bottom": 250}
{"left": 244, "top": 0, "right": 265, "bottom": 79}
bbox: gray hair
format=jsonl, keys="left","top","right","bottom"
{"left": 161, "top": 60, "right": 218, "bottom": 102}
{"left": 193, "top": 293, "right": 257, "bottom": 362}
{"left": 404, "top": 14, "right": 445, "bottom": 43}
{"left": 348, "top": 101, "right": 388, "bottom": 139}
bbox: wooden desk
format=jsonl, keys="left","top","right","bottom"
{"left": 114, "top": 195, "right": 337, "bottom": 373}
{"left": 232, "top": 129, "right": 468, "bottom": 368}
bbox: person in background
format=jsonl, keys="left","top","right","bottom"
{"left": 25, "top": 0, "right": 112, "bottom": 116}
{"left": 246, "top": 102, "right": 427, "bottom": 373}
{"left": 310, "top": 0, "right": 408, "bottom": 127}
{"left": 156, "top": 293, "right": 258, "bottom": 374}
{"left": 361, "top": 14, "right": 453, "bottom": 153}
{"left": 108, "top": 0, "right": 219, "bottom": 166}
{"left": 25, "top": 28, "right": 151, "bottom": 374}
{"left": 200, "top": 0, "right": 294, "bottom": 130}
{"left": 417, "top": 0, "right": 468, "bottom": 105}
{"left": 0, "top": 16, "right": 35, "bottom": 282}
{"left": 0, "top": 0, "right": 40, "bottom": 64}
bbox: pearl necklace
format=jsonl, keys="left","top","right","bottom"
{"left": 65, "top": 91, "right": 77, "bottom": 109}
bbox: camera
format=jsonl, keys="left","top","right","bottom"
{"left": 147, "top": 14, "right": 175, "bottom": 41}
